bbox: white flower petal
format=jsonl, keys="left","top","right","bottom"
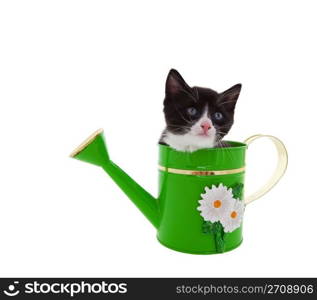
{"left": 198, "top": 183, "right": 240, "bottom": 229}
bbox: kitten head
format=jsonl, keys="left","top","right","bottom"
{"left": 162, "top": 69, "right": 241, "bottom": 152}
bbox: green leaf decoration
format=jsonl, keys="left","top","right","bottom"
{"left": 215, "top": 233, "right": 225, "bottom": 253}
{"left": 202, "top": 221, "right": 213, "bottom": 234}
{"left": 232, "top": 183, "right": 244, "bottom": 200}
{"left": 201, "top": 220, "right": 225, "bottom": 253}
{"left": 213, "top": 221, "right": 225, "bottom": 253}
{"left": 212, "top": 221, "right": 222, "bottom": 233}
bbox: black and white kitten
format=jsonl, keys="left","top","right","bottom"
{"left": 160, "top": 69, "right": 242, "bottom": 152}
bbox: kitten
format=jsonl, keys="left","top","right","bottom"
{"left": 160, "top": 69, "right": 241, "bottom": 152}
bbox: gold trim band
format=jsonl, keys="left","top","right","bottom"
{"left": 158, "top": 165, "right": 245, "bottom": 176}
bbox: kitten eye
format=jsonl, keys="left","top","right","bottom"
{"left": 213, "top": 112, "right": 223, "bottom": 120}
{"left": 187, "top": 107, "right": 197, "bottom": 116}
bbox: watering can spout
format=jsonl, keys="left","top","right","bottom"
{"left": 70, "top": 129, "right": 160, "bottom": 229}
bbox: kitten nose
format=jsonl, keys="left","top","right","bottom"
{"left": 200, "top": 121, "right": 212, "bottom": 133}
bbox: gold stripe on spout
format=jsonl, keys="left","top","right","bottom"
{"left": 70, "top": 128, "right": 104, "bottom": 158}
{"left": 158, "top": 165, "right": 245, "bottom": 176}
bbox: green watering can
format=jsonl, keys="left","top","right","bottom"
{"left": 70, "top": 129, "right": 288, "bottom": 254}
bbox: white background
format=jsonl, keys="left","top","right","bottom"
{"left": 0, "top": 0, "right": 316, "bottom": 277}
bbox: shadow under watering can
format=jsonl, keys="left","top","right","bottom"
{"left": 70, "top": 129, "right": 288, "bottom": 254}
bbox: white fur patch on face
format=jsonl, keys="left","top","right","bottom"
{"left": 163, "top": 108, "right": 217, "bottom": 152}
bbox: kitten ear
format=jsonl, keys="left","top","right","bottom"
{"left": 165, "top": 69, "right": 191, "bottom": 95}
{"left": 219, "top": 84, "right": 242, "bottom": 110}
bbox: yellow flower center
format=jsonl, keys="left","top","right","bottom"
{"left": 231, "top": 211, "right": 238, "bottom": 219}
{"left": 213, "top": 200, "right": 222, "bottom": 208}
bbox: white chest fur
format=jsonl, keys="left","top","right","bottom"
{"left": 163, "top": 131, "right": 216, "bottom": 152}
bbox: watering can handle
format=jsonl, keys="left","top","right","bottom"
{"left": 243, "top": 134, "right": 288, "bottom": 205}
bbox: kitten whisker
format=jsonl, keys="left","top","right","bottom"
{"left": 216, "top": 131, "right": 228, "bottom": 135}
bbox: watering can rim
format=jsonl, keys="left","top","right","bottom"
{"left": 158, "top": 140, "right": 247, "bottom": 153}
